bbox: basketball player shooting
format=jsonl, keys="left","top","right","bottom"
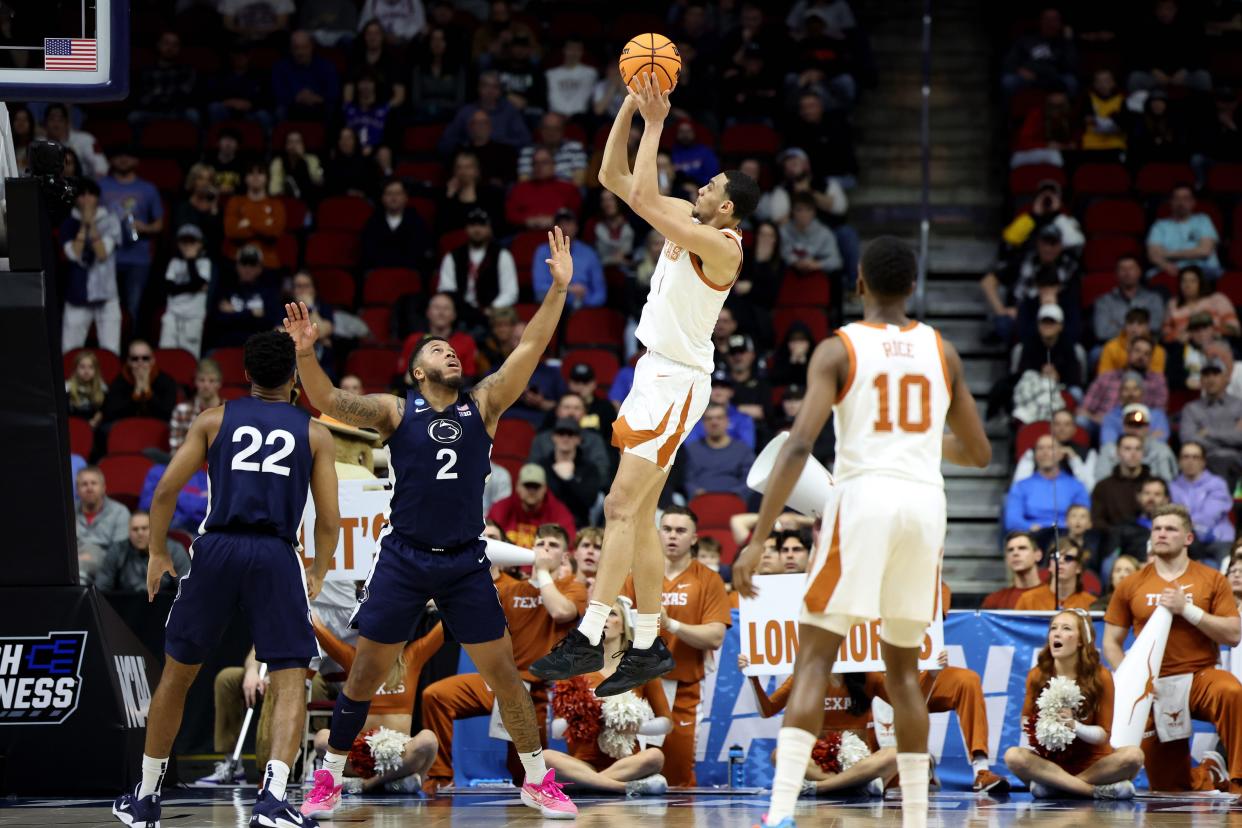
{"left": 731, "top": 239, "right": 992, "bottom": 828}
{"left": 284, "top": 228, "right": 579, "bottom": 821}
{"left": 532, "top": 72, "right": 760, "bottom": 696}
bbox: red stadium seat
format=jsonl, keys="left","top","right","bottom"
{"left": 1071, "top": 163, "right": 1130, "bottom": 197}
{"left": 90, "top": 121, "right": 132, "bottom": 152}
{"left": 696, "top": 527, "right": 738, "bottom": 565}
{"left": 1206, "top": 162, "right": 1242, "bottom": 195}
{"left": 720, "top": 124, "right": 781, "bottom": 156}
{"left": 564, "top": 308, "right": 625, "bottom": 349}
{"left": 138, "top": 158, "right": 184, "bottom": 194}
{"left": 304, "top": 232, "right": 360, "bottom": 268}
{"left": 64, "top": 348, "right": 121, "bottom": 382}
{"left": 1079, "top": 272, "right": 1117, "bottom": 308}
{"left": 1082, "top": 199, "right": 1145, "bottom": 236}
{"left": 362, "top": 268, "right": 421, "bottom": 305}
{"left": 272, "top": 121, "right": 326, "bottom": 154}
{"left": 1154, "top": 198, "right": 1223, "bottom": 234}
{"left": 310, "top": 269, "right": 356, "bottom": 308}
{"left": 1218, "top": 273, "right": 1242, "bottom": 305}
{"left": 344, "top": 348, "right": 400, "bottom": 389}
{"left": 395, "top": 161, "right": 446, "bottom": 187}
{"left": 359, "top": 307, "right": 393, "bottom": 344}
{"left": 773, "top": 308, "right": 830, "bottom": 344}
{"left": 276, "top": 234, "right": 300, "bottom": 270}
{"left": 317, "top": 195, "right": 374, "bottom": 233}
{"left": 492, "top": 454, "right": 524, "bottom": 485}
{"left": 1014, "top": 421, "right": 1089, "bottom": 459}
{"left": 438, "top": 228, "right": 468, "bottom": 258}
{"left": 206, "top": 121, "right": 264, "bottom": 154}
{"left": 510, "top": 230, "right": 549, "bottom": 280}
{"left": 220, "top": 385, "right": 249, "bottom": 401}
{"left": 513, "top": 303, "right": 539, "bottom": 323}
{"left": 209, "top": 347, "right": 247, "bottom": 384}
{"left": 560, "top": 349, "right": 620, "bottom": 389}
{"left": 155, "top": 348, "right": 198, "bottom": 388}
{"left": 775, "top": 272, "right": 831, "bottom": 307}
{"left": 410, "top": 196, "right": 436, "bottom": 228}
{"left": 99, "top": 455, "right": 154, "bottom": 498}
{"left": 68, "top": 417, "right": 94, "bottom": 459}
{"left": 280, "top": 196, "right": 310, "bottom": 230}
{"left": 1135, "top": 162, "right": 1195, "bottom": 196}
{"left": 493, "top": 419, "right": 536, "bottom": 460}
{"left": 1083, "top": 236, "right": 1141, "bottom": 272}
{"left": 1149, "top": 270, "right": 1178, "bottom": 295}
{"left": 658, "top": 120, "right": 714, "bottom": 151}
{"left": 1009, "top": 164, "right": 1065, "bottom": 196}
{"left": 548, "top": 11, "right": 604, "bottom": 40}
{"left": 139, "top": 120, "right": 199, "bottom": 153}
{"left": 109, "top": 418, "right": 170, "bottom": 454}
{"left": 401, "top": 124, "right": 447, "bottom": 155}
{"left": 689, "top": 493, "right": 747, "bottom": 530}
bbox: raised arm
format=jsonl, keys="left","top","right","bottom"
{"left": 306, "top": 421, "right": 340, "bottom": 602}
{"left": 284, "top": 302, "right": 402, "bottom": 439}
{"left": 471, "top": 228, "right": 572, "bottom": 431}
{"left": 626, "top": 73, "right": 739, "bottom": 284}
{"left": 597, "top": 95, "right": 638, "bottom": 197}
{"left": 940, "top": 337, "right": 992, "bottom": 468}
{"left": 147, "top": 409, "right": 215, "bottom": 600}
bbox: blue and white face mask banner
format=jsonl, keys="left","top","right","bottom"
{"left": 694, "top": 610, "right": 1218, "bottom": 789}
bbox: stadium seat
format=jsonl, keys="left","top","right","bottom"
{"left": 90, "top": 121, "right": 132, "bottom": 152}
{"left": 1008, "top": 164, "right": 1065, "bottom": 196}
{"left": 276, "top": 234, "right": 300, "bottom": 270}
{"left": 1218, "top": 272, "right": 1242, "bottom": 305}
{"left": 560, "top": 349, "right": 620, "bottom": 389}
{"left": 438, "top": 228, "right": 468, "bottom": 257}
{"left": 659, "top": 119, "right": 715, "bottom": 151}
{"left": 1071, "top": 163, "right": 1130, "bottom": 197}
{"left": 138, "top": 158, "right": 184, "bottom": 194}
{"left": 775, "top": 272, "right": 831, "bottom": 307}
{"left": 510, "top": 230, "right": 549, "bottom": 281}
{"left": 220, "top": 385, "right": 249, "bottom": 401}
{"left": 548, "top": 11, "right": 604, "bottom": 41}
{"left": 773, "top": 308, "right": 830, "bottom": 344}
{"left": 1014, "top": 421, "right": 1089, "bottom": 459}
{"left": 1083, "top": 236, "right": 1141, "bottom": 272}
{"left": 68, "top": 417, "right": 94, "bottom": 459}
{"left": 317, "top": 195, "right": 374, "bottom": 233}
{"left": 513, "top": 303, "right": 539, "bottom": 323}
{"left": 720, "top": 124, "right": 781, "bottom": 156}
{"left": 209, "top": 347, "right": 247, "bottom": 385}
{"left": 280, "top": 196, "right": 310, "bottom": 230}
{"left": 563, "top": 308, "right": 626, "bottom": 349}
{"left": 155, "top": 348, "right": 199, "bottom": 388}
{"left": 344, "top": 347, "right": 399, "bottom": 389}
{"left": 410, "top": 196, "right": 437, "bottom": 228}
{"left": 206, "top": 120, "right": 264, "bottom": 154}
{"left": 362, "top": 268, "right": 421, "bottom": 305}
{"left": 359, "top": 307, "right": 393, "bottom": 344}
{"left": 310, "top": 269, "right": 356, "bottom": 308}
{"left": 689, "top": 493, "right": 747, "bottom": 530}
{"left": 1149, "top": 270, "right": 1178, "bottom": 295}
{"left": 395, "top": 161, "right": 446, "bottom": 187}
{"left": 273, "top": 121, "right": 326, "bottom": 154}
{"left": 1206, "top": 162, "right": 1242, "bottom": 195}
{"left": 1079, "top": 272, "right": 1116, "bottom": 308}
{"left": 109, "top": 418, "right": 170, "bottom": 454}
{"left": 493, "top": 419, "right": 536, "bottom": 460}
{"left": 1135, "top": 162, "right": 1195, "bottom": 197}
{"left": 99, "top": 455, "right": 154, "bottom": 498}
{"left": 1154, "top": 198, "right": 1223, "bottom": 233}
{"left": 1081, "top": 199, "right": 1145, "bottom": 236}
{"left": 304, "top": 232, "right": 360, "bottom": 268}
{"left": 492, "top": 453, "right": 524, "bottom": 485}
{"left": 401, "top": 124, "right": 447, "bottom": 155}
{"left": 696, "top": 527, "right": 738, "bottom": 565}
{"left": 64, "top": 348, "right": 121, "bottom": 382}
{"left": 139, "top": 120, "right": 199, "bottom": 154}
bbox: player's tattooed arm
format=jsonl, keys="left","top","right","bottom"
{"left": 325, "top": 390, "right": 400, "bottom": 433}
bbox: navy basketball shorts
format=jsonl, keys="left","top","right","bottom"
{"left": 164, "top": 533, "right": 316, "bottom": 670}
{"left": 351, "top": 530, "right": 507, "bottom": 646}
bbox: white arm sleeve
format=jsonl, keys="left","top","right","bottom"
{"left": 1074, "top": 722, "right": 1107, "bottom": 745}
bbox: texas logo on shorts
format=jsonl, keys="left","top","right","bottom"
{"left": 0, "top": 631, "right": 88, "bottom": 725}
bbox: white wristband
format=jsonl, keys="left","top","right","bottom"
{"left": 664, "top": 617, "right": 682, "bottom": 635}
{"left": 530, "top": 570, "right": 553, "bottom": 589}
{"left": 1182, "top": 603, "right": 1205, "bottom": 626}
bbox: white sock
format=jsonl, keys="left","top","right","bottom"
{"left": 518, "top": 748, "right": 548, "bottom": 785}
{"left": 898, "top": 753, "right": 930, "bottom": 828}
{"left": 767, "top": 728, "right": 816, "bottom": 823}
{"left": 633, "top": 613, "right": 660, "bottom": 649}
{"left": 263, "top": 759, "right": 291, "bottom": 801}
{"left": 971, "top": 755, "right": 989, "bottom": 774}
{"left": 323, "top": 751, "right": 348, "bottom": 787}
{"left": 138, "top": 754, "right": 168, "bottom": 799}
{"left": 578, "top": 601, "right": 612, "bottom": 645}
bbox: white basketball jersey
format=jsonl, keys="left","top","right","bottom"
{"left": 634, "top": 224, "right": 743, "bottom": 373}
{"left": 832, "top": 321, "right": 952, "bottom": 487}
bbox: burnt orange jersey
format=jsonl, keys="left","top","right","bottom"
{"left": 768, "top": 672, "right": 885, "bottom": 744}
{"left": 1014, "top": 588, "right": 1097, "bottom": 612}
{"left": 622, "top": 559, "right": 732, "bottom": 683}
{"left": 313, "top": 619, "right": 445, "bottom": 715}
{"left": 1105, "top": 560, "right": 1238, "bottom": 677}
{"left": 497, "top": 573, "right": 589, "bottom": 676}
{"left": 1022, "top": 665, "right": 1114, "bottom": 770}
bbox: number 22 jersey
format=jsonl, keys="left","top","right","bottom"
{"left": 201, "top": 396, "right": 313, "bottom": 543}
{"left": 832, "top": 321, "right": 952, "bottom": 487}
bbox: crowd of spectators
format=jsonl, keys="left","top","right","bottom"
{"left": 987, "top": 2, "right": 1242, "bottom": 604}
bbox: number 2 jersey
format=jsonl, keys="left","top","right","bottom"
{"left": 832, "top": 321, "right": 952, "bottom": 487}
{"left": 200, "top": 396, "right": 313, "bottom": 543}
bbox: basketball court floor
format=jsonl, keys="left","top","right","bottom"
{"left": 2, "top": 790, "right": 1239, "bottom": 827}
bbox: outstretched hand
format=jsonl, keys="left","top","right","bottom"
{"left": 545, "top": 225, "right": 574, "bottom": 291}
{"left": 629, "top": 71, "right": 671, "bottom": 124}
{"left": 282, "top": 301, "right": 318, "bottom": 354}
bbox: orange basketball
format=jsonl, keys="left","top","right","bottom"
{"left": 619, "top": 33, "right": 681, "bottom": 94}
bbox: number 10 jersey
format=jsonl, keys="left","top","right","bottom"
{"left": 201, "top": 396, "right": 313, "bottom": 543}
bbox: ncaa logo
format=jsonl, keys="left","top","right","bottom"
{"left": 429, "top": 419, "right": 462, "bottom": 444}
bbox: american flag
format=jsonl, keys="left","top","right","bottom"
{"left": 44, "top": 38, "right": 97, "bottom": 71}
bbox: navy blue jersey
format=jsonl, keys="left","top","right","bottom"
{"left": 386, "top": 390, "right": 491, "bottom": 548}
{"left": 201, "top": 397, "right": 313, "bottom": 543}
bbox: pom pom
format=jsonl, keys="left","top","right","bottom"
{"left": 598, "top": 693, "right": 654, "bottom": 759}
{"left": 811, "top": 730, "right": 871, "bottom": 774}
{"left": 1032, "top": 676, "right": 1084, "bottom": 753}
{"left": 552, "top": 676, "right": 602, "bottom": 745}
{"left": 837, "top": 730, "right": 870, "bottom": 771}
{"left": 365, "top": 727, "right": 411, "bottom": 776}
{"left": 348, "top": 728, "right": 379, "bottom": 779}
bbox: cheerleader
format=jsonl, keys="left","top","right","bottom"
{"left": 1003, "top": 610, "right": 1144, "bottom": 798}
{"left": 544, "top": 603, "right": 672, "bottom": 795}
{"left": 740, "top": 655, "right": 896, "bottom": 797}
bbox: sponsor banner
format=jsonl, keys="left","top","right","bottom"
{"left": 0, "top": 631, "right": 87, "bottom": 724}
{"left": 738, "top": 574, "right": 943, "bottom": 675}
{"left": 298, "top": 481, "right": 392, "bottom": 580}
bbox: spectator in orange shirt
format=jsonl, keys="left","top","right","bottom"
{"left": 224, "top": 163, "right": 287, "bottom": 269}
{"left": 1103, "top": 504, "right": 1242, "bottom": 793}
{"left": 1015, "top": 538, "right": 1098, "bottom": 611}
{"left": 620, "top": 506, "right": 731, "bottom": 787}
{"left": 982, "top": 532, "right": 1044, "bottom": 609}
{"left": 504, "top": 147, "right": 581, "bottom": 230}
{"left": 422, "top": 524, "right": 588, "bottom": 789}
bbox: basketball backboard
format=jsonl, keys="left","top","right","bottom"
{"left": 0, "top": 1, "right": 129, "bottom": 101}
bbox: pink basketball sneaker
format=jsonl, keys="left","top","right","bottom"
{"left": 300, "top": 769, "right": 342, "bottom": 820}
{"left": 520, "top": 769, "right": 578, "bottom": 819}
